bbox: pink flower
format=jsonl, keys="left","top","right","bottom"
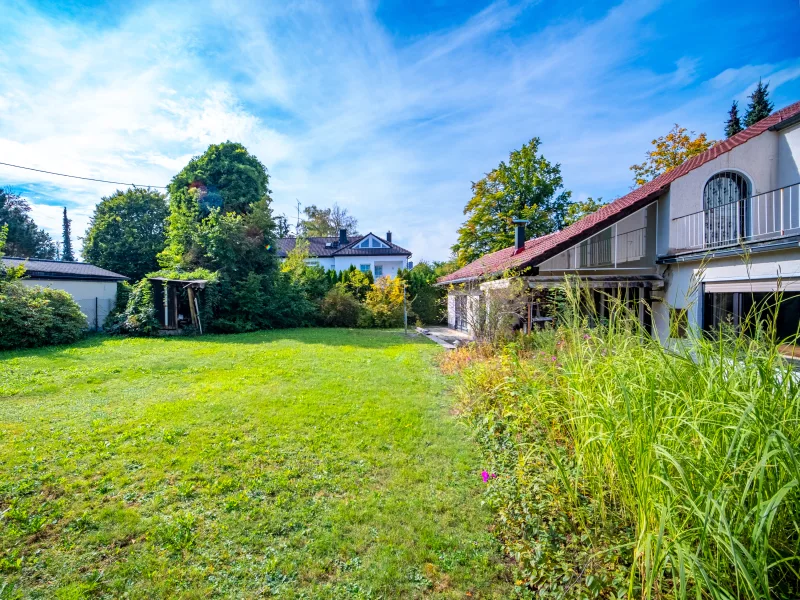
{"left": 551, "top": 356, "right": 557, "bottom": 362}
{"left": 583, "top": 334, "right": 590, "bottom": 340}
{"left": 481, "top": 471, "right": 489, "bottom": 482}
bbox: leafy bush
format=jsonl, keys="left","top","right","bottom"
{"left": 363, "top": 275, "right": 408, "bottom": 328}
{"left": 0, "top": 281, "right": 86, "bottom": 350}
{"left": 447, "top": 289, "right": 800, "bottom": 599}
{"left": 320, "top": 287, "right": 361, "bottom": 327}
{"left": 105, "top": 279, "right": 160, "bottom": 336}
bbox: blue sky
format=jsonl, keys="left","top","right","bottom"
{"left": 1, "top": 0, "right": 799, "bottom": 261}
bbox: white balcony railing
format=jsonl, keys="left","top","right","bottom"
{"left": 669, "top": 182, "right": 800, "bottom": 255}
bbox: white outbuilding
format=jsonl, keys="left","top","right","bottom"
{"left": 2, "top": 257, "right": 127, "bottom": 330}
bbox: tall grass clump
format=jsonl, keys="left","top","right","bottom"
{"left": 450, "top": 283, "right": 800, "bottom": 599}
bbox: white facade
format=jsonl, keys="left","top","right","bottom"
{"left": 296, "top": 234, "right": 411, "bottom": 277}
{"left": 19, "top": 279, "right": 118, "bottom": 330}
{"left": 445, "top": 108, "right": 800, "bottom": 346}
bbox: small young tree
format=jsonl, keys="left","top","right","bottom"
{"left": 744, "top": 79, "right": 774, "bottom": 127}
{"left": 61, "top": 207, "right": 75, "bottom": 262}
{"left": 725, "top": 100, "right": 744, "bottom": 138}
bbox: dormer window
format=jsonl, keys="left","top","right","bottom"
{"left": 356, "top": 235, "right": 388, "bottom": 249}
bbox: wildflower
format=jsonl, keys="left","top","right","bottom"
{"left": 481, "top": 471, "right": 497, "bottom": 482}
{"left": 551, "top": 356, "right": 557, "bottom": 362}
{"left": 583, "top": 334, "right": 590, "bottom": 340}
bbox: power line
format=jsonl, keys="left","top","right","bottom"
{"left": 0, "top": 161, "right": 169, "bottom": 189}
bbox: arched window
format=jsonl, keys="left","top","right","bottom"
{"left": 703, "top": 171, "right": 750, "bottom": 210}
{"left": 703, "top": 171, "right": 751, "bottom": 247}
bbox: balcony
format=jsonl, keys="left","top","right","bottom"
{"left": 668, "top": 182, "right": 800, "bottom": 255}
{"left": 543, "top": 226, "right": 648, "bottom": 270}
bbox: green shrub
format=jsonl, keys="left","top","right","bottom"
{"left": 105, "top": 279, "right": 160, "bottom": 336}
{"left": 320, "top": 287, "right": 361, "bottom": 327}
{"left": 449, "top": 289, "right": 800, "bottom": 599}
{"left": 39, "top": 287, "right": 88, "bottom": 345}
{"left": 363, "top": 275, "right": 408, "bottom": 328}
{"left": 0, "top": 281, "right": 86, "bottom": 350}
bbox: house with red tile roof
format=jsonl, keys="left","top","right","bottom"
{"left": 440, "top": 100, "right": 800, "bottom": 344}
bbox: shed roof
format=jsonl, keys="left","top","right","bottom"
{"left": 438, "top": 100, "right": 800, "bottom": 285}
{"left": 2, "top": 257, "right": 128, "bottom": 281}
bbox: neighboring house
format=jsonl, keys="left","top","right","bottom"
{"left": 276, "top": 229, "right": 412, "bottom": 277}
{"left": 439, "top": 100, "right": 800, "bottom": 347}
{"left": 2, "top": 257, "right": 127, "bottom": 330}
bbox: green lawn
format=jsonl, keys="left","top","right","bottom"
{"left": 0, "top": 329, "right": 510, "bottom": 599}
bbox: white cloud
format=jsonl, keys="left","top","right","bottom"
{"left": 1, "top": 0, "right": 799, "bottom": 263}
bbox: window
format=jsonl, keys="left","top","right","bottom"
{"left": 358, "top": 240, "right": 370, "bottom": 248}
{"left": 670, "top": 308, "right": 688, "bottom": 339}
{"left": 703, "top": 172, "right": 751, "bottom": 247}
{"left": 371, "top": 238, "right": 381, "bottom": 248}
{"left": 359, "top": 264, "right": 371, "bottom": 273}
{"left": 374, "top": 265, "right": 383, "bottom": 277}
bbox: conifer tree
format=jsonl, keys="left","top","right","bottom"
{"left": 744, "top": 79, "right": 774, "bottom": 127}
{"left": 724, "top": 100, "right": 744, "bottom": 138}
{"left": 61, "top": 207, "right": 75, "bottom": 262}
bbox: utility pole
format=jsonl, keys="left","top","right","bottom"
{"left": 295, "top": 199, "right": 302, "bottom": 236}
{"left": 403, "top": 283, "right": 408, "bottom": 335}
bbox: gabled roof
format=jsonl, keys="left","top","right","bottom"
{"left": 438, "top": 99, "right": 800, "bottom": 285}
{"left": 2, "top": 257, "right": 128, "bottom": 281}
{"left": 276, "top": 233, "right": 411, "bottom": 258}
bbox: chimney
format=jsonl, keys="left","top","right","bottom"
{"left": 339, "top": 228, "right": 348, "bottom": 245}
{"left": 512, "top": 219, "right": 528, "bottom": 251}
{"left": 386, "top": 231, "right": 392, "bottom": 243}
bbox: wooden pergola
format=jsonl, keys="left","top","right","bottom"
{"left": 148, "top": 277, "right": 209, "bottom": 334}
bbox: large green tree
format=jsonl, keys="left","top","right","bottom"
{"left": 82, "top": 188, "right": 169, "bottom": 280}
{"left": 744, "top": 79, "right": 774, "bottom": 127}
{"left": 160, "top": 141, "right": 275, "bottom": 270}
{"left": 0, "top": 189, "right": 56, "bottom": 259}
{"left": 157, "top": 142, "right": 299, "bottom": 332}
{"left": 452, "top": 138, "right": 571, "bottom": 266}
{"left": 564, "top": 197, "right": 606, "bottom": 226}
{"left": 299, "top": 203, "right": 359, "bottom": 237}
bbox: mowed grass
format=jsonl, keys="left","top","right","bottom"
{"left": 0, "top": 329, "right": 510, "bottom": 599}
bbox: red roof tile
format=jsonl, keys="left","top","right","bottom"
{"left": 438, "top": 100, "right": 800, "bottom": 284}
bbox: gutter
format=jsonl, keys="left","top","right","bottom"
{"left": 657, "top": 238, "right": 800, "bottom": 264}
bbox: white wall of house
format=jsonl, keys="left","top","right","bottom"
{"left": 305, "top": 257, "right": 335, "bottom": 270}
{"left": 777, "top": 123, "right": 800, "bottom": 189}
{"left": 19, "top": 279, "right": 119, "bottom": 330}
{"left": 668, "top": 131, "right": 779, "bottom": 222}
{"left": 332, "top": 256, "right": 408, "bottom": 277}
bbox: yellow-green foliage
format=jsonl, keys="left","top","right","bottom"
{"left": 363, "top": 275, "right": 407, "bottom": 328}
